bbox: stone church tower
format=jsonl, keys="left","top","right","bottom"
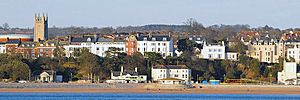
{"left": 34, "top": 13, "right": 48, "bottom": 42}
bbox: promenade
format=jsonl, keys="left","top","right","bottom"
{"left": 1, "top": 83, "right": 300, "bottom": 94}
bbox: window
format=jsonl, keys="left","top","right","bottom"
{"left": 158, "top": 48, "right": 160, "bottom": 52}
{"left": 209, "top": 49, "right": 211, "bottom": 52}
{"left": 143, "top": 38, "right": 147, "bottom": 41}
{"left": 174, "top": 74, "right": 178, "bottom": 77}
{"left": 163, "top": 43, "right": 166, "bottom": 46}
{"left": 218, "top": 54, "right": 221, "bottom": 58}
{"left": 151, "top": 43, "right": 155, "bottom": 46}
{"left": 138, "top": 48, "right": 140, "bottom": 51}
{"left": 158, "top": 43, "right": 160, "bottom": 46}
{"left": 218, "top": 49, "right": 221, "bottom": 52}
{"left": 163, "top": 38, "right": 167, "bottom": 41}
{"left": 152, "top": 38, "right": 156, "bottom": 41}
{"left": 152, "top": 48, "right": 154, "bottom": 51}
{"left": 96, "top": 47, "right": 99, "bottom": 50}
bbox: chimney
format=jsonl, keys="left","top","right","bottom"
{"left": 121, "top": 66, "right": 124, "bottom": 73}
{"left": 135, "top": 67, "right": 138, "bottom": 72}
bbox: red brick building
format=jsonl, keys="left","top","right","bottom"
{"left": 125, "top": 35, "right": 138, "bottom": 56}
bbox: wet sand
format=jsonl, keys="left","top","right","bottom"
{"left": 1, "top": 85, "right": 300, "bottom": 94}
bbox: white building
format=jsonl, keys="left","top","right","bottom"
{"left": 287, "top": 45, "right": 300, "bottom": 63}
{"left": 200, "top": 41, "right": 237, "bottom": 60}
{"left": 91, "top": 39, "right": 126, "bottom": 57}
{"left": 137, "top": 34, "right": 173, "bottom": 58}
{"left": 201, "top": 41, "right": 226, "bottom": 59}
{"left": 226, "top": 52, "right": 238, "bottom": 61}
{"left": 64, "top": 36, "right": 126, "bottom": 57}
{"left": 278, "top": 61, "right": 300, "bottom": 85}
{"left": 151, "top": 65, "right": 191, "bottom": 84}
{"left": 33, "top": 70, "right": 62, "bottom": 83}
{"left": 106, "top": 66, "right": 147, "bottom": 83}
{"left": 0, "top": 43, "right": 5, "bottom": 53}
{"left": 63, "top": 36, "right": 95, "bottom": 57}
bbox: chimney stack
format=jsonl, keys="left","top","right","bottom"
{"left": 135, "top": 67, "right": 138, "bottom": 72}
{"left": 121, "top": 66, "right": 124, "bottom": 73}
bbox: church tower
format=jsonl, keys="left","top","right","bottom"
{"left": 34, "top": 13, "right": 48, "bottom": 42}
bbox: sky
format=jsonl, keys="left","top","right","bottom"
{"left": 0, "top": 0, "right": 299, "bottom": 29}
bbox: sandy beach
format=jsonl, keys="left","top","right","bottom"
{"left": 1, "top": 83, "right": 300, "bottom": 94}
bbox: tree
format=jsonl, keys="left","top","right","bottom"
{"left": 0, "top": 60, "right": 30, "bottom": 81}
{"left": 184, "top": 18, "right": 205, "bottom": 34}
{"left": 78, "top": 48, "right": 100, "bottom": 81}
{"left": 2, "top": 23, "right": 10, "bottom": 30}
{"left": 177, "top": 39, "right": 195, "bottom": 52}
{"left": 53, "top": 46, "right": 66, "bottom": 65}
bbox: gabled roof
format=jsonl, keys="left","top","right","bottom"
{"left": 32, "top": 70, "right": 56, "bottom": 76}
{"left": 112, "top": 70, "right": 139, "bottom": 77}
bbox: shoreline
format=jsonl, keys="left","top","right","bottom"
{"left": 1, "top": 84, "right": 300, "bottom": 94}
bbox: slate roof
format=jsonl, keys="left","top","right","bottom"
{"left": 188, "top": 35, "right": 205, "bottom": 41}
{"left": 6, "top": 39, "right": 20, "bottom": 44}
{"left": 153, "top": 65, "right": 189, "bottom": 69}
{"left": 137, "top": 34, "right": 171, "bottom": 41}
{"left": 112, "top": 69, "right": 139, "bottom": 77}
{"left": 19, "top": 42, "right": 36, "bottom": 48}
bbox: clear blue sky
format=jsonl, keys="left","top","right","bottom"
{"left": 0, "top": 0, "right": 299, "bottom": 29}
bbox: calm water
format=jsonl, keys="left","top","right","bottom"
{"left": 0, "top": 93, "right": 299, "bottom": 100}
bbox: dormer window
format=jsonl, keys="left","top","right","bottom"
{"left": 87, "top": 38, "right": 91, "bottom": 42}
{"left": 143, "top": 37, "right": 147, "bottom": 41}
{"left": 152, "top": 38, "right": 156, "bottom": 41}
{"left": 189, "top": 38, "right": 192, "bottom": 40}
{"left": 163, "top": 37, "right": 167, "bottom": 41}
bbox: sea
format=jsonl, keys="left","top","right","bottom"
{"left": 0, "top": 93, "right": 299, "bottom": 100}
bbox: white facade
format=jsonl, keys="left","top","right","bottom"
{"left": 201, "top": 41, "right": 226, "bottom": 59}
{"left": 278, "top": 61, "right": 300, "bottom": 85}
{"left": 64, "top": 40, "right": 126, "bottom": 57}
{"left": 0, "top": 44, "right": 5, "bottom": 53}
{"left": 151, "top": 65, "right": 191, "bottom": 84}
{"left": 91, "top": 41, "right": 126, "bottom": 57}
{"left": 226, "top": 52, "right": 238, "bottom": 61}
{"left": 287, "top": 45, "right": 300, "bottom": 63}
{"left": 107, "top": 67, "right": 147, "bottom": 83}
{"left": 63, "top": 44, "right": 91, "bottom": 57}
{"left": 137, "top": 35, "right": 174, "bottom": 58}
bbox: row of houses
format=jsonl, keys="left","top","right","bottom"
{"left": 106, "top": 65, "right": 192, "bottom": 85}
{"left": 64, "top": 34, "right": 174, "bottom": 58}
{"left": 0, "top": 40, "right": 56, "bottom": 59}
